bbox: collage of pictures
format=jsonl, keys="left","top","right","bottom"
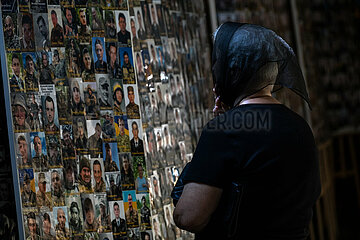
{"left": 2, "top": 0, "right": 213, "bottom": 239}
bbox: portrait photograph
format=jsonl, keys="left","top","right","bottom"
{"left": 106, "top": 42, "right": 122, "bottom": 80}
{"left": 134, "top": 7, "right": 146, "bottom": 41}
{"left": 81, "top": 194, "right": 98, "bottom": 232}
{"left": 60, "top": 124, "right": 76, "bottom": 160}
{"left": 55, "top": 86, "right": 71, "bottom": 125}
{"left": 134, "top": 52, "right": 146, "bottom": 91}
{"left": 22, "top": 52, "right": 39, "bottom": 92}
{"left": 34, "top": 171, "right": 52, "bottom": 211}
{"left": 23, "top": 211, "right": 41, "bottom": 240}
{"left": 111, "top": 80, "right": 126, "bottom": 115}
{"left": 94, "top": 193, "right": 111, "bottom": 232}
{"left": 100, "top": 110, "right": 116, "bottom": 140}
{"left": 114, "top": 115, "right": 131, "bottom": 153}
{"left": 51, "top": 47, "right": 67, "bottom": 82}
{"left": 123, "top": 190, "right": 139, "bottom": 228}
{"left": 93, "top": 37, "right": 108, "bottom": 73}
{"left": 15, "top": 133, "right": 32, "bottom": 169}
{"left": 3, "top": 14, "right": 20, "bottom": 51}
{"left": 119, "top": 152, "right": 135, "bottom": 190}
{"left": 65, "top": 38, "right": 81, "bottom": 77}
{"left": 119, "top": 47, "right": 135, "bottom": 84}
{"left": 140, "top": 1, "right": 152, "bottom": 38}
{"left": 105, "top": 172, "right": 122, "bottom": 201}
{"left": 48, "top": 6, "right": 65, "bottom": 47}
{"left": 50, "top": 168, "right": 65, "bottom": 207}
{"left": 79, "top": 45, "right": 95, "bottom": 82}
{"left": 103, "top": 142, "right": 120, "bottom": 172}
{"left": 70, "top": 78, "right": 85, "bottom": 115}
{"left": 151, "top": 214, "right": 163, "bottom": 240}
{"left": 123, "top": 84, "right": 140, "bottom": 119}
{"left": 130, "top": 16, "right": 140, "bottom": 52}
{"left": 39, "top": 211, "right": 56, "bottom": 239}
{"left": 87, "top": 120, "right": 103, "bottom": 158}
{"left": 7, "top": 52, "right": 24, "bottom": 93}
{"left": 77, "top": 8, "right": 92, "bottom": 44}
{"left": 83, "top": 82, "right": 98, "bottom": 119}
{"left": 149, "top": 3, "right": 161, "bottom": 44}
{"left": 104, "top": 10, "right": 117, "bottom": 41}
{"left": 88, "top": 6, "right": 105, "bottom": 35}
{"left": 136, "top": 193, "right": 151, "bottom": 230}
{"left": 19, "top": 168, "right": 36, "bottom": 208}
{"left": 62, "top": 7, "right": 79, "bottom": 39}
{"left": 109, "top": 200, "right": 127, "bottom": 238}
{"left": 53, "top": 206, "right": 71, "bottom": 238}
{"left": 133, "top": 156, "right": 148, "bottom": 194}
{"left": 73, "top": 116, "right": 89, "bottom": 154}
{"left": 128, "top": 118, "right": 144, "bottom": 154}
{"left": 91, "top": 159, "right": 106, "bottom": 192}
{"left": 115, "top": 10, "right": 131, "bottom": 46}
{"left": 156, "top": 4, "right": 166, "bottom": 36}
{"left": 46, "top": 134, "right": 63, "bottom": 168}
{"left": 42, "top": 94, "right": 60, "bottom": 133}
{"left": 30, "top": 132, "right": 48, "bottom": 170}
{"left": 146, "top": 39, "right": 159, "bottom": 80}
{"left": 19, "top": 13, "right": 35, "bottom": 51}
{"left": 37, "top": 51, "right": 55, "bottom": 85}
{"left": 26, "top": 93, "right": 44, "bottom": 132}
{"left": 65, "top": 195, "right": 84, "bottom": 237}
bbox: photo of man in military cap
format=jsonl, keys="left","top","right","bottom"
{"left": 36, "top": 172, "right": 51, "bottom": 209}
{"left": 25, "top": 212, "right": 39, "bottom": 240}
{"left": 20, "top": 170, "right": 36, "bottom": 208}
{"left": 68, "top": 201, "right": 83, "bottom": 236}
{"left": 112, "top": 82, "right": 125, "bottom": 114}
{"left": 12, "top": 93, "right": 31, "bottom": 132}
{"left": 125, "top": 85, "right": 140, "bottom": 119}
{"left": 97, "top": 75, "right": 111, "bottom": 108}
{"left": 82, "top": 196, "right": 98, "bottom": 232}
{"left": 23, "top": 53, "right": 39, "bottom": 92}
{"left": 120, "top": 49, "right": 135, "bottom": 84}
{"left": 61, "top": 125, "right": 76, "bottom": 159}
{"left": 52, "top": 48, "right": 67, "bottom": 80}
{"left": 79, "top": 156, "right": 93, "bottom": 193}
{"left": 105, "top": 10, "right": 116, "bottom": 40}
{"left": 101, "top": 110, "right": 116, "bottom": 139}
{"left": 95, "top": 198, "right": 111, "bottom": 233}
{"left": 104, "top": 142, "right": 119, "bottom": 172}
{"left": 46, "top": 135, "right": 62, "bottom": 167}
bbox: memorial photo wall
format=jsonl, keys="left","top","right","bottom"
{"left": 2, "top": 0, "right": 213, "bottom": 239}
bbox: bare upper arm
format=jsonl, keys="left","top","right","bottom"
{"left": 173, "top": 182, "right": 223, "bottom": 233}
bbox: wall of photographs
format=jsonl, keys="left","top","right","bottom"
{"left": 1, "top": 0, "right": 213, "bottom": 239}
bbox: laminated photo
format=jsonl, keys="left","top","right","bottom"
{"left": 105, "top": 172, "right": 122, "bottom": 201}
{"left": 42, "top": 94, "right": 60, "bottom": 133}
{"left": 53, "top": 206, "right": 71, "bottom": 239}
{"left": 70, "top": 78, "right": 85, "bottom": 115}
{"left": 66, "top": 195, "right": 84, "bottom": 237}
{"left": 50, "top": 168, "right": 65, "bottom": 206}
{"left": 22, "top": 52, "right": 39, "bottom": 92}
{"left": 77, "top": 8, "right": 92, "bottom": 44}
{"left": 119, "top": 153, "right": 135, "bottom": 190}
{"left": 19, "top": 168, "right": 37, "bottom": 208}
{"left": 103, "top": 142, "right": 120, "bottom": 172}
{"left": 80, "top": 44, "right": 96, "bottom": 82}
{"left": 46, "top": 134, "right": 63, "bottom": 168}
{"left": 123, "top": 190, "right": 139, "bottom": 228}
{"left": 92, "top": 159, "right": 106, "bottom": 193}
{"left": 109, "top": 200, "right": 127, "bottom": 238}
{"left": 128, "top": 119, "right": 144, "bottom": 154}
{"left": 115, "top": 10, "right": 131, "bottom": 46}
{"left": 100, "top": 110, "right": 116, "bottom": 140}
{"left": 7, "top": 52, "right": 25, "bottom": 92}
{"left": 33, "top": 13, "right": 50, "bottom": 51}
{"left": 30, "top": 132, "right": 49, "bottom": 172}
{"left": 81, "top": 194, "right": 97, "bottom": 232}
{"left": 136, "top": 193, "right": 151, "bottom": 230}
{"left": 94, "top": 193, "right": 111, "bottom": 232}
{"left": 51, "top": 47, "right": 67, "bottom": 82}
{"left": 119, "top": 47, "right": 135, "bottom": 84}
{"left": 124, "top": 84, "right": 140, "bottom": 119}
{"left": 83, "top": 82, "right": 99, "bottom": 119}
{"left": 15, "top": 133, "right": 32, "bottom": 169}
{"left": 115, "top": 115, "right": 131, "bottom": 153}
{"left": 87, "top": 120, "right": 103, "bottom": 158}
{"left": 65, "top": 38, "right": 81, "bottom": 77}
{"left": 35, "top": 171, "right": 52, "bottom": 211}
{"left": 48, "top": 7, "right": 65, "bottom": 47}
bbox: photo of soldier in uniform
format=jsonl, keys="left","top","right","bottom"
{"left": 156, "top": 4, "right": 166, "bottom": 36}
{"left": 147, "top": 40, "right": 159, "bottom": 79}
{"left": 66, "top": 196, "right": 84, "bottom": 237}
{"left": 100, "top": 110, "right": 116, "bottom": 140}
{"left": 103, "top": 142, "right": 119, "bottom": 172}
{"left": 48, "top": 8, "right": 64, "bottom": 46}
{"left": 46, "top": 134, "right": 62, "bottom": 167}
{"left": 70, "top": 78, "right": 85, "bottom": 114}
{"left": 35, "top": 172, "right": 52, "bottom": 210}
{"left": 55, "top": 85, "right": 71, "bottom": 124}
{"left": 15, "top": 133, "right": 32, "bottom": 168}
{"left": 51, "top": 47, "right": 67, "bottom": 81}
{"left": 106, "top": 42, "right": 122, "bottom": 79}
{"left": 110, "top": 200, "right": 127, "bottom": 239}
{"left": 150, "top": 172, "right": 162, "bottom": 212}
{"left": 89, "top": 6, "right": 105, "bottom": 34}
{"left": 81, "top": 195, "right": 99, "bottom": 232}
{"left": 11, "top": 93, "right": 31, "bottom": 132}
{"left": 54, "top": 206, "right": 70, "bottom": 239}
{"left": 115, "top": 11, "right": 130, "bottom": 46}
{"left": 134, "top": 8, "right": 146, "bottom": 41}
{"left": 87, "top": 120, "right": 103, "bottom": 158}
{"left": 24, "top": 212, "right": 40, "bottom": 240}
{"left": 123, "top": 191, "right": 139, "bottom": 228}
{"left": 42, "top": 95, "right": 59, "bottom": 133}
{"left": 38, "top": 51, "right": 55, "bottom": 84}
{"left": 30, "top": 132, "right": 49, "bottom": 172}
{"left": 34, "top": 13, "right": 50, "bottom": 51}
{"left": 130, "top": 17, "right": 140, "bottom": 52}
{"left": 129, "top": 119, "right": 144, "bottom": 154}
{"left": 63, "top": 7, "right": 78, "bottom": 38}
{"left": 93, "top": 37, "right": 108, "bottom": 73}
{"left": 60, "top": 125, "right": 76, "bottom": 160}
{"left": 140, "top": 1, "right": 152, "bottom": 38}
{"left": 105, "top": 173, "right": 122, "bottom": 201}
{"left": 136, "top": 193, "right": 151, "bottom": 230}
{"left": 134, "top": 52, "right": 146, "bottom": 92}
{"left": 7, "top": 53, "right": 24, "bottom": 92}
{"left": 3, "top": 14, "right": 20, "bottom": 50}
{"left": 104, "top": 10, "right": 117, "bottom": 41}
{"left": 115, "top": 115, "right": 131, "bottom": 152}
{"left": 94, "top": 194, "right": 111, "bottom": 233}
{"left": 26, "top": 93, "right": 42, "bottom": 132}
{"left": 22, "top": 52, "right": 39, "bottom": 92}
{"left": 119, "top": 153, "right": 135, "bottom": 190}
{"left": 124, "top": 85, "right": 140, "bottom": 119}
{"left": 19, "top": 169, "right": 36, "bottom": 208}
{"left": 77, "top": 8, "right": 91, "bottom": 44}
{"left": 149, "top": 3, "right": 161, "bottom": 45}
{"left": 92, "top": 159, "right": 106, "bottom": 192}
{"left": 78, "top": 156, "right": 93, "bottom": 193}
{"left": 80, "top": 45, "right": 95, "bottom": 82}
{"left": 63, "top": 162, "right": 78, "bottom": 194}
{"left": 41, "top": 212, "right": 56, "bottom": 239}
{"left": 84, "top": 83, "right": 98, "bottom": 119}
{"left": 112, "top": 81, "right": 125, "bottom": 115}
{"left": 73, "top": 116, "right": 88, "bottom": 154}
{"left": 51, "top": 168, "right": 65, "bottom": 206}
{"left": 66, "top": 38, "right": 81, "bottom": 77}
{"left": 19, "top": 13, "right": 35, "bottom": 51}
{"left": 119, "top": 47, "right": 135, "bottom": 84}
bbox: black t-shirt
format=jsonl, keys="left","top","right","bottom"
{"left": 183, "top": 104, "right": 321, "bottom": 239}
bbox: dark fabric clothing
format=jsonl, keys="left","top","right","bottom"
{"left": 183, "top": 104, "right": 321, "bottom": 240}
{"left": 117, "top": 30, "right": 131, "bottom": 45}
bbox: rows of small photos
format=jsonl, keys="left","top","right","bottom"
{"left": 3, "top": 0, "right": 212, "bottom": 239}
